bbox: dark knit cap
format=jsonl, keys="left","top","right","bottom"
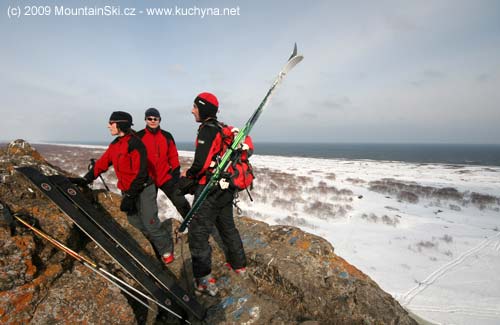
{"left": 145, "top": 107, "right": 161, "bottom": 119}
{"left": 194, "top": 92, "right": 219, "bottom": 120}
{"left": 109, "top": 111, "right": 133, "bottom": 131}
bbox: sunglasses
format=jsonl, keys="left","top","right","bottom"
{"left": 146, "top": 117, "right": 160, "bottom": 122}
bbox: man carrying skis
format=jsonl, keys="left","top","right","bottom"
{"left": 136, "top": 107, "right": 191, "bottom": 264}
{"left": 179, "top": 92, "right": 247, "bottom": 296}
{"left": 76, "top": 111, "right": 174, "bottom": 266}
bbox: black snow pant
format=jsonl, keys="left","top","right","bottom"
{"left": 159, "top": 179, "right": 191, "bottom": 219}
{"left": 188, "top": 186, "right": 247, "bottom": 278}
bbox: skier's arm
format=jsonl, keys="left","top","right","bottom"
{"left": 163, "top": 131, "right": 180, "bottom": 180}
{"left": 125, "top": 137, "right": 149, "bottom": 198}
{"left": 84, "top": 147, "right": 112, "bottom": 182}
{"left": 186, "top": 125, "right": 219, "bottom": 179}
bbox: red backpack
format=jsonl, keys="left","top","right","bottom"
{"left": 217, "top": 123, "right": 255, "bottom": 191}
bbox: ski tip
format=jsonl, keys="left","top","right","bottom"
{"left": 288, "top": 43, "right": 298, "bottom": 61}
{"left": 288, "top": 43, "right": 303, "bottom": 63}
{"left": 283, "top": 44, "right": 303, "bottom": 73}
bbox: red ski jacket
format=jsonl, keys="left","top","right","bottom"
{"left": 186, "top": 119, "right": 254, "bottom": 186}
{"left": 186, "top": 119, "right": 226, "bottom": 185}
{"left": 89, "top": 134, "right": 149, "bottom": 196}
{"left": 137, "top": 127, "right": 180, "bottom": 187}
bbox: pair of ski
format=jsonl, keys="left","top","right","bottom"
{"left": 16, "top": 166, "right": 205, "bottom": 323}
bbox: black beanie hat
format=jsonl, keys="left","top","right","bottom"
{"left": 145, "top": 107, "right": 161, "bottom": 119}
{"left": 194, "top": 92, "right": 219, "bottom": 120}
{"left": 109, "top": 111, "right": 133, "bottom": 132}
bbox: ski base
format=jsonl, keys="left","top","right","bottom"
{"left": 48, "top": 174, "right": 205, "bottom": 319}
{"left": 16, "top": 166, "right": 205, "bottom": 321}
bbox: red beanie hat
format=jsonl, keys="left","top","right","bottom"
{"left": 194, "top": 92, "right": 219, "bottom": 120}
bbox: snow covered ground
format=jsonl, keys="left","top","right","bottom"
{"left": 37, "top": 144, "right": 500, "bottom": 325}
{"left": 237, "top": 154, "right": 500, "bottom": 325}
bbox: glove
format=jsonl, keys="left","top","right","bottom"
{"left": 177, "top": 177, "right": 196, "bottom": 195}
{"left": 219, "top": 178, "right": 230, "bottom": 190}
{"left": 68, "top": 177, "right": 91, "bottom": 187}
{"left": 120, "top": 195, "right": 137, "bottom": 214}
{"left": 170, "top": 167, "right": 180, "bottom": 184}
{"left": 69, "top": 170, "right": 95, "bottom": 187}
{"left": 239, "top": 142, "right": 250, "bottom": 151}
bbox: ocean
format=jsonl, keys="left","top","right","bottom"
{"left": 25, "top": 141, "right": 500, "bottom": 167}
{"left": 177, "top": 142, "right": 500, "bottom": 167}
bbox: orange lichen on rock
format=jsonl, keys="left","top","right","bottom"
{"left": 296, "top": 238, "right": 311, "bottom": 250}
{"left": 330, "top": 255, "right": 368, "bottom": 280}
{"left": 12, "top": 236, "right": 37, "bottom": 278}
{"left": 0, "top": 264, "right": 63, "bottom": 324}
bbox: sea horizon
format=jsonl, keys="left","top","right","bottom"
{"left": 2, "top": 140, "right": 500, "bottom": 167}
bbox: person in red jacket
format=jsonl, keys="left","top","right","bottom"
{"left": 179, "top": 92, "right": 247, "bottom": 296}
{"left": 78, "top": 111, "right": 174, "bottom": 265}
{"left": 137, "top": 108, "right": 191, "bottom": 264}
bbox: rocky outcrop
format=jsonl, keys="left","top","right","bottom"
{"left": 0, "top": 140, "right": 417, "bottom": 324}
{"left": 0, "top": 141, "right": 138, "bottom": 324}
{"left": 31, "top": 262, "right": 136, "bottom": 324}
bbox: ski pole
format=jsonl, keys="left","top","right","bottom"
{"left": 90, "top": 158, "right": 112, "bottom": 201}
{"left": 14, "top": 214, "right": 187, "bottom": 322}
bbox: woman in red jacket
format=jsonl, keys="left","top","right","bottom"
{"left": 80, "top": 111, "right": 174, "bottom": 265}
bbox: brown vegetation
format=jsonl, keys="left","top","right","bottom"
{"left": 369, "top": 178, "right": 500, "bottom": 211}
{"left": 361, "top": 213, "right": 400, "bottom": 227}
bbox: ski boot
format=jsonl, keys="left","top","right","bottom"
{"left": 162, "top": 252, "right": 174, "bottom": 265}
{"left": 194, "top": 274, "right": 218, "bottom": 297}
{"left": 225, "top": 262, "right": 247, "bottom": 276}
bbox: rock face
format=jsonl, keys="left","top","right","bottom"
{"left": 0, "top": 140, "right": 417, "bottom": 324}
{"left": 31, "top": 262, "right": 136, "bottom": 324}
{"left": 0, "top": 141, "right": 138, "bottom": 324}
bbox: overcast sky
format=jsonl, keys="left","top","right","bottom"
{"left": 1, "top": 0, "right": 499, "bottom": 144}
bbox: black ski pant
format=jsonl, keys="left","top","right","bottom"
{"left": 159, "top": 179, "right": 191, "bottom": 219}
{"left": 126, "top": 183, "right": 172, "bottom": 255}
{"left": 188, "top": 187, "right": 246, "bottom": 278}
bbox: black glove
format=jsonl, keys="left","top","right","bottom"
{"left": 69, "top": 170, "right": 94, "bottom": 187}
{"left": 68, "top": 177, "right": 91, "bottom": 187}
{"left": 120, "top": 195, "right": 137, "bottom": 214}
{"left": 170, "top": 167, "right": 181, "bottom": 184}
{"left": 177, "top": 177, "right": 196, "bottom": 195}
